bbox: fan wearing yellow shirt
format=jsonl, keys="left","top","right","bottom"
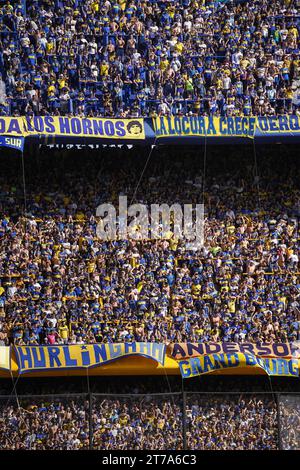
{"left": 240, "top": 59, "right": 250, "bottom": 69}
{"left": 227, "top": 225, "right": 236, "bottom": 235}
{"left": 289, "top": 26, "right": 298, "bottom": 39}
{"left": 91, "top": 0, "right": 99, "bottom": 12}
{"left": 167, "top": 5, "right": 175, "bottom": 18}
{"left": 119, "top": 414, "right": 129, "bottom": 426}
{"left": 157, "top": 418, "right": 165, "bottom": 430}
{"left": 58, "top": 76, "right": 68, "bottom": 90}
{"left": 146, "top": 412, "right": 155, "bottom": 424}
{"left": 100, "top": 62, "right": 109, "bottom": 76}
{"left": 45, "top": 39, "right": 53, "bottom": 53}
{"left": 87, "top": 261, "right": 96, "bottom": 274}
{"left": 47, "top": 83, "right": 56, "bottom": 96}
{"left": 169, "top": 237, "right": 178, "bottom": 251}
{"left": 195, "top": 327, "right": 204, "bottom": 338}
{"left": 58, "top": 321, "right": 69, "bottom": 343}
{"left": 159, "top": 58, "right": 169, "bottom": 72}
{"left": 216, "top": 77, "right": 223, "bottom": 90}
{"left": 223, "top": 24, "right": 231, "bottom": 35}
{"left": 192, "top": 283, "right": 201, "bottom": 297}
{"left": 228, "top": 299, "right": 236, "bottom": 313}
{"left": 75, "top": 212, "right": 85, "bottom": 221}
{"left": 175, "top": 42, "right": 184, "bottom": 54}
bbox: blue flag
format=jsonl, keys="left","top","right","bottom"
{"left": 0, "top": 135, "right": 25, "bottom": 151}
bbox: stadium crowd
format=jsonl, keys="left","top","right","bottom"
{"left": 93, "top": 396, "right": 183, "bottom": 449}
{"left": 0, "top": 145, "right": 299, "bottom": 346}
{"left": 186, "top": 394, "right": 278, "bottom": 449}
{"left": 0, "top": 0, "right": 300, "bottom": 117}
{"left": 279, "top": 395, "right": 300, "bottom": 449}
{"left": 0, "top": 393, "right": 288, "bottom": 450}
{"left": 0, "top": 398, "right": 90, "bottom": 449}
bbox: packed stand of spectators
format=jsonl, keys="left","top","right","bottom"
{"left": 0, "top": 0, "right": 300, "bottom": 117}
{"left": 92, "top": 396, "right": 183, "bottom": 449}
{"left": 0, "top": 397, "right": 90, "bottom": 449}
{"left": 279, "top": 394, "right": 300, "bottom": 449}
{"left": 0, "top": 145, "right": 299, "bottom": 346}
{"left": 186, "top": 394, "right": 278, "bottom": 449}
{"left": 0, "top": 393, "right": 282, "bottom": 450}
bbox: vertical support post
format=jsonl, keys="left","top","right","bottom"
{"left": 21, "top": 147, "right": 27, "bottom": 216}
{"left": 182, "top": 391, "right": 187, "bottom": 450}
{"left": 276, "top": 393, "right": 282, "bottom": 450}
{"left": 89, "top": 392, "right": 93, "bottom": 450}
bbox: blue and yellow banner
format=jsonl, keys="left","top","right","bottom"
{"left": 0, "top": 116, "right": 145, "bottom": 140}
{"left": 179, "top": 353, "right": 299, "bottom": 378}
{"left": 0, "top": 117, "right": 24, "bottom": 136}
{"left": 169, "top": 341, "right": 300, "bottom": 360}
{"left": 256, "top": 115, "right": 300, "bottom": 136}
{"left": 0, "top": 346, "right": 10, "bottom": 372}
{"left": 153, "top": 116, "right": 257, "bottom": 138}
{"left": 0, "top": 345, "right": 298, "bottom": 377}
{"left": 153, "top": 115, "right": 300, "bottom": 140}
{"left": 1, "top": 115, "right": 300, "bottom": 144}
{"left": 14, "top": 343, "right": 166, "bottom": 374}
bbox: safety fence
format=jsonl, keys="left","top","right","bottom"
{"left": 0, "top": 392, "right": 299, "bottom": 450}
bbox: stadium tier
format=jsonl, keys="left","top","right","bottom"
{"left": 0, "top": 381, "right": 299, "bottom": 449}
{"left": 0, "top": 147, "right": 299, "bottom": 349}
{"left": 0, "top": 0, "right": 299, "bottom": 117}
{"left": 0, "top": 393, "right": 280, "bottom": 449}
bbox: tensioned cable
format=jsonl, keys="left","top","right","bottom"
{"left": 202, "top": 127, "right": 207, "bottom": 205}
{"left": 6, "top": 142, "right": 29, "bottom": 429}
{"left": 4, "top": 365, "right": 31, "bottom": 443}
{"left": 6, "top": 369, "right": 31, "bottom": 447}
{"left": 86, "top": 366, "right": 90, "bottom": 394}
{"left": 266, "top": 373, "right": 281, "bottom": 449}
{"left": 129, "top": 136, "right": 158, "bottom": 206}
{"left": 161, "top": 359, "right": 179, "bottom": 408}
{"left": 252, "top": 137, "right": 262, "bottom": 212}
{"left": 6, "top": 118, "right": 29, "bottom": 429}
{"left": 85, "top": 366, "right": 93, "bottom": 449}
{"left": 180, "top": 374, "right": 188, "bottom": 450}
{"left": 20, "top": 147, "right": 28, "bottom": 235}
{"left": 8, "top": 368, "right": 21, "bottom": 409}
